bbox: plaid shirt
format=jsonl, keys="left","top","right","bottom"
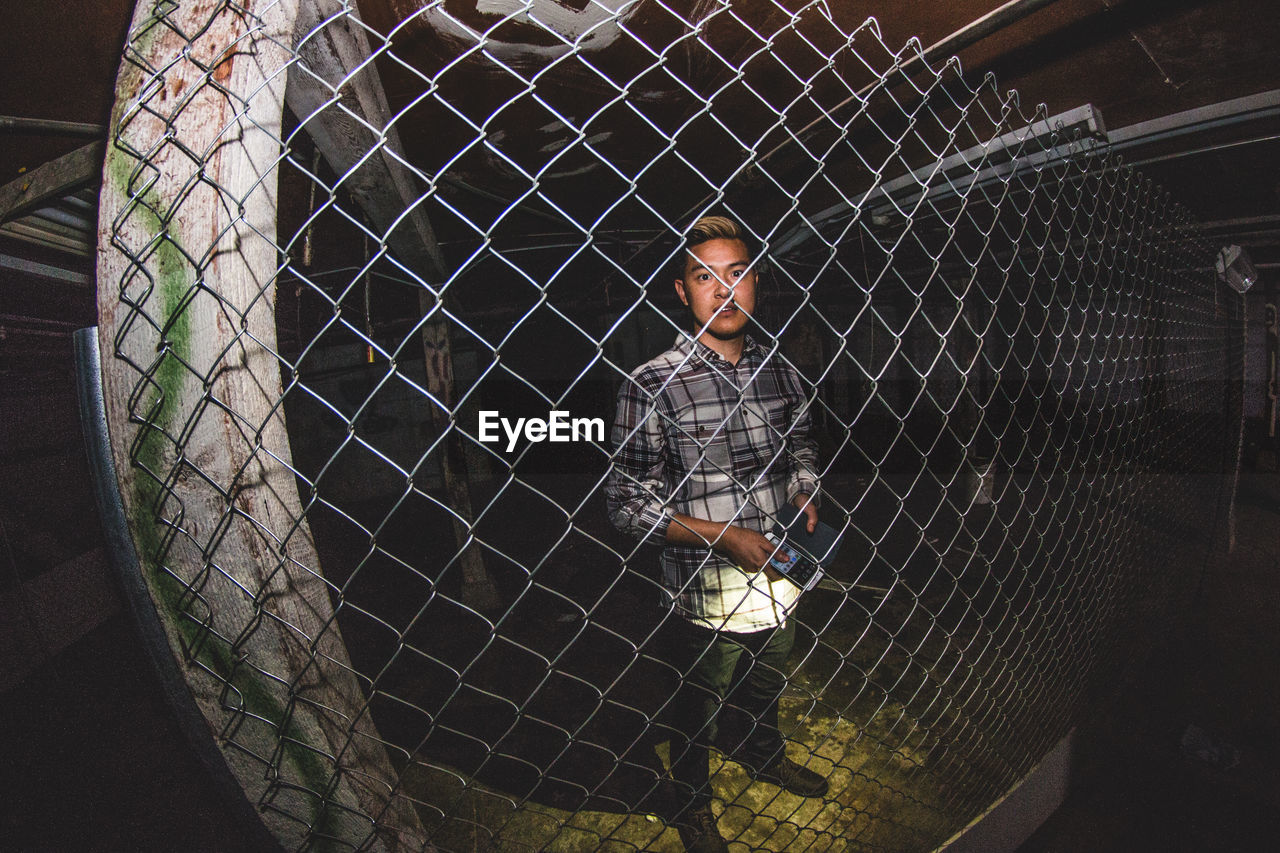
{"left": 605, "top": 333, "right": 821, "bottom": 632}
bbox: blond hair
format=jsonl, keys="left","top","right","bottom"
{"left": 685, "top": 215, "right": 746, "bottom": 247}
{"left": 677, "top": 216, "right": 758, "bottom": 278}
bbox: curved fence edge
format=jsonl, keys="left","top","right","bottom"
{"left": 74, "top": 325, "right": 286, "bottom": 853}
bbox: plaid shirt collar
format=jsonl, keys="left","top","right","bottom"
{"left": 673, "top": 332, "right": 763, "bottom": 370}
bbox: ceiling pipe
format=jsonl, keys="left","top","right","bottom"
{"left": 0, "top": 116, "right": 106, "bottom": 137}
{"left": 1123, "top": 133, "right": 1280, "bottom": 170}
{"left": 914, "top": 0, "right": 1065, "bottom": 71}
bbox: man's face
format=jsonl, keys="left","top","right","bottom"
{"left": 674, "top": 237, "right": 757, "bottom": 340}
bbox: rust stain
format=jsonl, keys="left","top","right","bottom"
{"left": 212, "top": 45, "right": 236, "bottom": 82}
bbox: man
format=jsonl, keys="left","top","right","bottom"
{"left": 605, "top": 216, "right": 828, "bottom": 852}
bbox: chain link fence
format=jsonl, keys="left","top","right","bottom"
{"left": 96, "top": 1, "right": 1243, "bottom": 850}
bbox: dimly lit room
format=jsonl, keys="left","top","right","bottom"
{"left": 3, "top": 1, "right": 1278, "bottom": 851}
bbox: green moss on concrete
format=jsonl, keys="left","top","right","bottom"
{"left": 103, "top": 134, "right": 347, "bottom": 847}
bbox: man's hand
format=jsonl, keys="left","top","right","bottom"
{"left": 792, "top": 493, "right": 818, "bottom": 533}
{"left": 714, "top": 525, "right": 785, "bottom": 583}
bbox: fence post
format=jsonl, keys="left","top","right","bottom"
{"left": 96, "top": 1, "right": 426, "bottom": 848}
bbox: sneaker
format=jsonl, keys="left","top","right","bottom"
{"left": 750, "top": 756, "right": 829, "bottom": 798}
{"left": 675, "top": 804, "right": 729, "bottom": 853}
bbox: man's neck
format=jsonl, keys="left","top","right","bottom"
{"left": 696, "top": 331, "right": 745, "bottom": 366}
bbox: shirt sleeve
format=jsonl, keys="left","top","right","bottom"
{"left": 783, "top": 369, "right": 822, "bottom": 507}
{"left": 605, "top": 370, "right": 673, "bottom": 547}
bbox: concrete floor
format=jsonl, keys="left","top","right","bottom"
{"left": 1017, "top": 469, "right": 1280, "bottom": 853}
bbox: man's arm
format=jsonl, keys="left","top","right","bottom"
{"left": 665, "top": 511, "right": 788, "bottom": 582}
{"left": 604, "top": 372, "right": 673, "bottom": 547}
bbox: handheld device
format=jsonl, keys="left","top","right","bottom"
{"left": 766, "top": 505, "right": 842, "bottom": 591}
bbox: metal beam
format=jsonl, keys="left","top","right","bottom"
{"left": 774, "top": 88, "right": 1280, "bottom": 258}
{"left": 287, "top": 2, "right": 445, "bottom": 279}
{"left": 0, "top": 141, "right": 103, "bottom": 225}
{"left": 0, "top": 219, "right": 94, "bottom": 255}
{"left": 0, "top": 253, "right": 92, "bottom": 285}
{"left": 1107, "top": 89, "right": 1280, "bottom": 152}
{"left": 1121, "top": 132, "right": 1280, "bottom": 171}
{"left": 771, "top": 104, "right": 1106, "bottom": 256}
{"left": 1196, "top": 214, "right": 1280, "bottom": 232}
{"left": 0, "top": 115, "right": 106, "bottom": 137}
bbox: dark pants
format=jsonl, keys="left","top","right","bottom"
{"left": 663, "top": 618, "right": 797, "bottom": 810}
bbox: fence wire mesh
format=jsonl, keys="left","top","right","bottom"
{"left": 100, "top": 1, "right": 1243, "bottom": 851}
